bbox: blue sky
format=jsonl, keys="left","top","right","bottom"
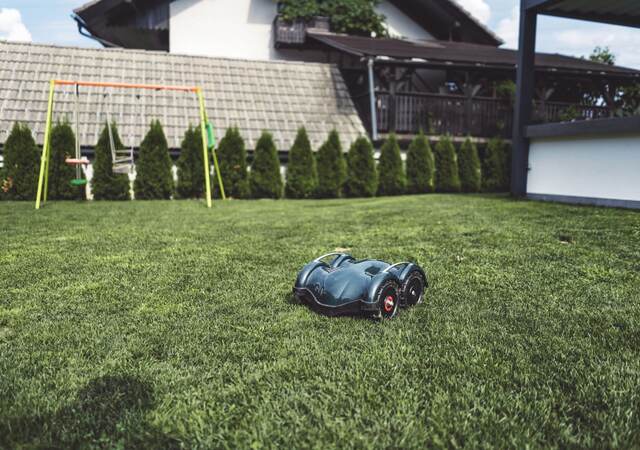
{"left": 2, "top": 0, "right": 640, "bottom": 68}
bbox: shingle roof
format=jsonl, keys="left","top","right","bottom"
{"left": 0, "top": 41, "right": 366, "bottom": 151}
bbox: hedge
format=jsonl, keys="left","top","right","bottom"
{"left": 1, "top": 122, "right": 39, "bottom": 200}
{"left": 315, "top": 130, "right": 346, "bottom": 198}
{"left": 176, "top": 126, "right": 205, "bottom": 199}
{"left": 92, "top": 122, "right": 130, "bottom": 201}
{"left": 48, "top": 120, "right": 83, "bottom": 200}
{"left": 433, "top": 136, "right": 461, "bottom": 193}
{"left": 249, "top": 131, "right": 283, "bottom": 199}
{"left": 458, "top": 137, "right": 481, "bottom": 193}
{"left": 377, "top": 133, "right": 406, "bottom": 196}
{"left": 345, "top": 136, "right": 377, "bottom": 198}
{"left": 483, "top": 136, "right": 510, "bottom": 192}
{"left": 134, "top": 120, "right": 173, "bottom": 200}
{"left": 406, "top": 131, "right": 435, "bottom": 194}
{"left": 285, "top": 127, "right": 317, "bottom": 199}
{"left": 217, "top": 127, "right": 249, "bottom": 199}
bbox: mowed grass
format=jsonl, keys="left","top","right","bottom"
{"left": 1, "top": 195, "right": 639, "bottom": 449}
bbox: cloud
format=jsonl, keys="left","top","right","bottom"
{"left": 554, "top": 28, "right": 640, "bottom": 69}
{"left": 0, "top": 8, "right": 32, "bottom": 42}
{"left": 453, "top": 0, "right": 491, "bottom": 25}
{"left": 496, "top": 6, "right": 519, "bottom": 49}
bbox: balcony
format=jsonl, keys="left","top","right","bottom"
{"left": 273, "top": 15, "right": 330, "bottom": 48}
{"left": 354, "top": 92, "right": 611, "bottom": 139}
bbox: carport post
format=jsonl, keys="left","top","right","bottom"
{"left": 512, "top": 3, "right": 538, "bottom": 197}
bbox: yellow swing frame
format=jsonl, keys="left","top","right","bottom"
{"left": 35, "top": 79, "right": 226, "bottom": 209}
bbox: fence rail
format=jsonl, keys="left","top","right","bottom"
{"left": 356, "top": 91, "right": 612, "bottom": 138}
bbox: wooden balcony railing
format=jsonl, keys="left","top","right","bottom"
{"left": 355, "top": 91, "right": 612, "bottom": 138}
{"left": 273, "top": 15, "right": 330, "bottom": 47}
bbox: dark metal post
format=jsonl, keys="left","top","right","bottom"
{"left": 512, "top": 4, "right": 537, "bottom": 197}
{"left": 367, "top": 57, "right": 378, "bottom": 141}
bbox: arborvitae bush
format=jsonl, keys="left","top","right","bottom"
{"left": 92, "top": 122, "right": 130, "bottom": 200}
{"left": 315, "top": 130, "right": 346, "bottom": 198}
{"left": 217, "top": 127, "right": 249, "bottom": 198}
{"left": 285, "top": 127, "right": 317, "bottom": 199}
{"left": 406, "top": 131, "right": 435, "bottom": 194}
{"left": 176, "top": 126, "right": 205, "bottom": 199}
{"left": 249, "top": 131, "right": 283, "bottom": 199}
{"left": 433, "top": 136, "right": 461, "bottom": 193}
{"left": 377, "top": 133, "right": 406, "bottom": 196}
{"left": 483, "top": 136, "right": 510, "bottom": 192}
{"left": 1, "top": 122, "right": 39, "bottom": 200}
{"left": 458, "top": 137, "right": 482, "bottom": 193}
{"left": 49, "top": 120, "right": 82, "bottom": 200}
{"left": 345, "top": 136, "right": 377, "bottom": 198}
{"left": 134, "top": 120, "right": 173, "bottom": 200}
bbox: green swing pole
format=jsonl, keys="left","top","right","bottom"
{"left": 35, "top": 79, "right": 56, "bottom": 210}
{"left": 196, "top": 88, "right": 226, "bottom": 203}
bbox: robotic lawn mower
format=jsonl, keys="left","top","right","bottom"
{"left": 293, "top": 253, "right": 427, "bottom": 319}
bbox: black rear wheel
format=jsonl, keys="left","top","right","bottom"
{"left": 402, "top": 271, "right": 425, "bottom": 306}
{"left": 376, "top": 280, "right": 400, "bottom": 319}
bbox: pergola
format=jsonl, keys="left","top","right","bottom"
{"left": 512, "top": 0, "right": 640, "bottom": 197}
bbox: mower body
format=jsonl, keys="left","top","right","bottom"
{"left": 293, "top": 253, "right": 427, "bottom": 318}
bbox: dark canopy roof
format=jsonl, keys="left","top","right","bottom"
{"left": 525, "top": 0, "right": 640, "bottom": 28}
{"left": 308, "top": 31, "right": 640, "bottom": 78}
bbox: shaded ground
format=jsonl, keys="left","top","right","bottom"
{"left": 0, "top": 195, "right": 639, "bottom": 448}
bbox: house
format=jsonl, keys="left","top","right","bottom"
{"left": 73, "top": 0, "right": 640, "bottom": 142}
{"left": 512, "top": 0, "right": 640, "bottom": 209}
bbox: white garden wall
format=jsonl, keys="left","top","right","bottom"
{"left": 527, "top": 133, "right": 640, "bottom": 206}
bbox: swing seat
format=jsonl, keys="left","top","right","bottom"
{"left": 70, "top": 179, "right": 87, "bottom": 186}
{"left": 66, "top": 158, "right": 90, "bottom": 165}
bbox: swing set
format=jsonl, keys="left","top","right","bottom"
{"left": 35, "top": 79, "right": 226, "bottom": 209}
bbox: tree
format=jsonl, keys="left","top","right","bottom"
{"left": 406, "top": 131, "right": 435, "bottom": 194}
{"left": 433, "top": 136, "right": 461, "bottom": 193}
{"left": 176, "top": 126, "right": 206, "bottom": 199}
{"left": 345, "top": 136, "right": 377, "bottom": 198}
{"left": 1, "top": 122, "right": 39, "bottom": 200}
{"left": 92, "top": 122, "right": 130, "bottom": 201}
{"left": 134, "top": 120, "right": 173, "bottom": 200}
{"left": 285, "top": 127, "right": 317, "bottom": 199}
{"left": 483, "top": 136, "right": 509, "bottom": 192}
{"left": 377, "top": 133, "right": 406, "bottom": 196}
{"left": 589, "top": 46, "right": 615, "bottom": 65}
{"left": 315, "top": 130, "right": 346, "bottom": 198}
{"left": 217, "top": 127, "right": 249, "bottom": 198}
{"left": 249, "top": 131, "right": 283, "bottom": 199}
{"left": 457, "top": 137, "right": 481, "bottom": 193}
{"left": 48, "top": 120, "right": 82, "bottom": 200}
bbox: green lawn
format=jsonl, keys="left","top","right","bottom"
{"left": 1, "top": 195, "right": 639, "bottom": 449}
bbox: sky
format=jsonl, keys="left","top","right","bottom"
{"left": 1, "top": 0, "right": 640, "bottom": 68}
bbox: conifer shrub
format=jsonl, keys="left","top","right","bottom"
{"left": 48, "top": 120, "right": 83, "bottom": 200}
{"left": 433, "top": 136, "right": 461, "bottom": 193}
{"left": 345, "top": 136, "right": 377, "bottom": 198}
{"left": 405, "top": 131, "right": 435, "bottom": 194}
{"left": 176, "top": 126, "right": 206, "bottom": 199}
{"left": 91, "top": 122, "right": 130, "bottom": 201}
{"left": 377, "top": 133, "right": 406, "bottom": 196}
{"left": 249, "top": 131, "right": 283, "bottom": 199}
{"left": 134, "top": 120, "right": 173, "bottom": 200}
{"left": 458, "top": 137, "right": 482, "bottom": 193}
{"left": 285, "top": 127, "right": 317, "bottom": 199}
{"left": 1, "top": 122, "right": 39, "bottom": 200}
{"left": 315, "top": 130, "right": 346, "bottom": 198}
{"left": 483, "top": 136, "right": 510, "bottom": 192}
{"left": 217, "top": 127, "right": 249, "bottom": 199}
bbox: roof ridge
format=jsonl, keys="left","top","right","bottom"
{"left": 0, "top": 40, "right": 338, "bottom": 68}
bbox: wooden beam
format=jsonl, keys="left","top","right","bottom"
{"left": 511, "top": 5, "right": 537, "bottom": 197}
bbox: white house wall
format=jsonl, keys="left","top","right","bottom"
{"left": 376, "top": 1, "right": 434, "bottom": 40}
{"left": 527, "top": 134, "right": 640, "bottom": 206}
{"left": 170, "top": 0, "right": 434, "bottom": 61}
{"left": 170, "top": 0, "right": 279, "bottom": 60}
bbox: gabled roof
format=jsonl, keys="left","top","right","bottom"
{"left": 308, "top": 32, "right": 640, "bottom": 78}
{"left": 388, "top": 0, "right": 503, "bottom": 46}
{"left": 0, "top": 41, "right": 366, "bottom": 151}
